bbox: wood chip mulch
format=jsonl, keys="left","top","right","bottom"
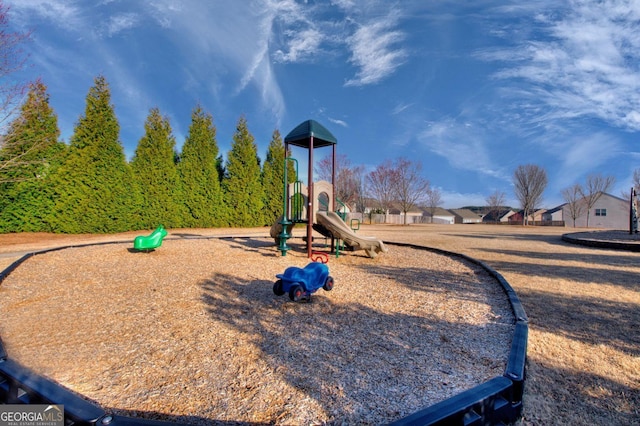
{"left": 0, "top": 236, "right": 515, "bottom": 425}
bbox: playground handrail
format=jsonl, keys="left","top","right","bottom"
{"left": 335, "top": 198, "right": 347, "bottom": 221}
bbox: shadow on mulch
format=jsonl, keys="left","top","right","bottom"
{"left": 198, "top": 268, "right": 512, "bottom": 423}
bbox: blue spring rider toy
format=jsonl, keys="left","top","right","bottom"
{"left": 274, "top": 262, "right": 334, "bottom": 302}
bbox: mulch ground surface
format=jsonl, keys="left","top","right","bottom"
{"left": 0, "top": 225, "right": 638, "bottom": 425}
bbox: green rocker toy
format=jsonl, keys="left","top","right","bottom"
{"left": 133, "top": 225, "right": 168, "bottom": 251}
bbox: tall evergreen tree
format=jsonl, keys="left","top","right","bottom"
{"left": 131, "top": 107, "right": 183, "bottom": 229}
{"left": 0, "top": 80, "right": 65, "bottom": 231}
{"left": 261, "top": 129, "right": 298, "bottom": 226}
{"left": 49, "top": 76, "right": 134, "bottom": 233}
{"left": 222, "top": 116, "right": 264, "bottom": 227}
{"left": 178, "top": 105, "right": 225, "bottom": 227}
{"left": 0, "top": 80, "right": 63, "bottom": 183}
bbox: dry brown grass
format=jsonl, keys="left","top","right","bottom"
{"left": 0, "top": 224, "right": 638, "bottom": 425}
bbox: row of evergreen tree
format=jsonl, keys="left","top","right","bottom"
{"left": 0, "top": 76, "right": 296, "bottom": 233}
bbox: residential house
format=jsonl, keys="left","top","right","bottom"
{"left": 508, "top": 211, "right": 524, "bottom": 224}
{"left": 482, "top": 209, "right": 516, "bottom": 223}
{"left": 425, "top": 207, "right": 456, "bottom": 224}
{"left": 543, "top": 192, "right": 628, "bottom": 229}
{"left": 508, "top": 209, "right": 546, "bottom": 225}
{"left": 530, "top": 209, "right": 547, "bottom": 223}
{"left": 360, "top": 197, "right": 380, "bottom": 215}
{"left": 387, "top": 203, "right": 428, "bottom": 224}
{"left": 451, "top": 208, "right": 483, "bottom": 224}
{"left": 543, "top": 205, "right": 565, "bottom": 222}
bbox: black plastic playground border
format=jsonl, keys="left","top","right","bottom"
{"left": 561, "top": 232, "right": 640, "bottom": 252}
{"left": 0, "top": 237, "right": 528, "bottom": 426}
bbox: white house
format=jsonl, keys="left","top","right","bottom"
{"left": 543, "top": 192, "right": 628, "bottom": 229}
{"left": 425, "top": 207, "right": 456, "bottom": 224}
{"left": 451, "top": 208, "right": 483, "bottom": 224}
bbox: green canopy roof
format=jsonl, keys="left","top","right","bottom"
{"left": 284, "top": 119, "right": 337, "bottom": 148}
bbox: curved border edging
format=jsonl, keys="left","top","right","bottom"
{"left": 386, "top": 242, "right": 527, "bottom": 425}
{"left": 562, "top": 232, "right": 640, "bottom": 252}
{"left": 0, "top": 237, "right": 527, "bottom": 426}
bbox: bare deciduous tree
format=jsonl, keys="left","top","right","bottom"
{"left": 351, "top": 164, "right": 367, "bottom": 213}
{"left": 0, "top": 2, "right": 34, "bottom": 185}
{"left": 561, "top": 184, "right": 585, "bottom": 227}
{"left": 315, "top": 153, "right": 362, "bottom": 211}
{"left": 392, "top": 157, "right": 430, "bottom": 225}
{"left": 485, "top": 190, "right": 506, "bottom": 223}
{"left": 578, "top": 173, "right": 615, "bottom": 228}
{"left": 366, "top": 160, "right": 396, "bottom": 222}
{"left": 513, "top": 164, "right": 547, "bottom": 225}
{"left": 0, "top": 2, "right": 30, "bottom": 134}
{"left": 425, "top": 187, "right": 442, "bottom": 223}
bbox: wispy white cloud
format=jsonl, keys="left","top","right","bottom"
{"left": 328, "top": 117, "right": 348, "bottom": 127}
{"left": 147, "top": 0, "right": 182, "bottom": 28}
{"left": 9, "top": 1, "right": 140, "bottom": 39}
{"left": 481, "top": 0, "right": 640, "bottom": 131}
{"left": 104, "top": 12, "right": 139, "bottom": 37}
{"left": 144, "top": 1, "right": 290, "bottom": 122}
{"left": 138, "top": 0, "right": 408, "bottom": 119}
{"left": 344, "top": 15, "right": 407, "bottom": 86}
{"left": 417, "top": 117, "right": 508, "bottom": 181}
{"left": 391, "top": 102, "right": 413, "bottom": 115}
{"left": 273, "top": 28, "right": 324, "bottom": 63}
{"left": 275, "top": 1, "right": 410, "bottom": 86}
{"left": 7, "top": 0, "right": 82, "bottom": 30}
{"left": 268, "top": 0, "right": 325, "bottom": 63}
{"left": 555, "top": 131, "right": 621, "bottom": 187}
{"left": 330, "top": 0, "right": 356, "bottom": 9}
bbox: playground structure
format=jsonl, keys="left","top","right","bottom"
{"left": 271, "top": 119, "right": 386, "bottom": 259}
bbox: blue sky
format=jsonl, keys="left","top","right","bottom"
{"left": 6, "top": 0, "right": 640, "bottom": 208}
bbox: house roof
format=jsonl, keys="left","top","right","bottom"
{"left": 545, "top": 204, "right": 566, "bottom": 214}
{"left": 482, "top": 209, "right": 514, "bottom": 222}
{"left": 426, "top": 207, "right": 455, "bottom": 217}
{"left": 284, "top": 119, "right": 337, "bottom": 148}
{"left": 451, "top": 208, "right": 482, "bottom": 220}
